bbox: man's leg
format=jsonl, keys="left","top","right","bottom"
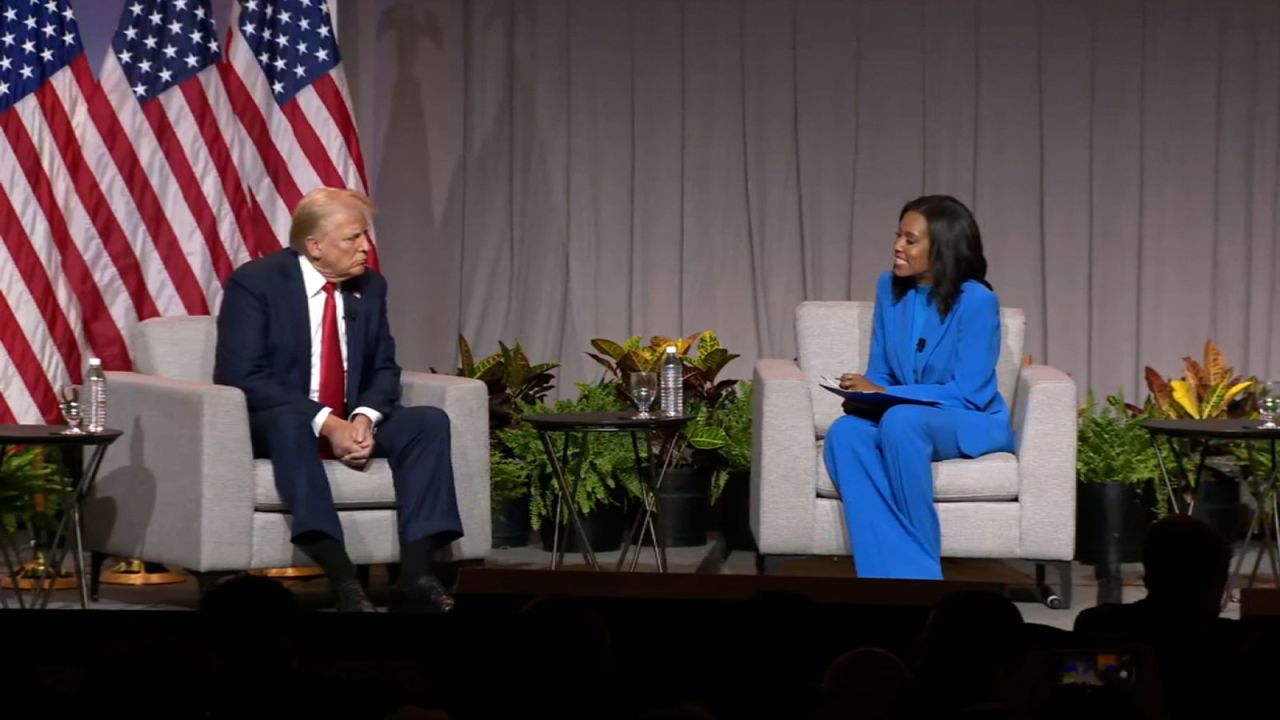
{"left": 375, "top": 406, "right": 463, "bottom": 608}
{"left": 251, "top": 405, "right": 370, "bottom": 610}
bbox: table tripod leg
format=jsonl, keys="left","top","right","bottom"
{"left": 538, "top": 431, "right": 599, "bottom": 571}
{"left": 648, "top": 434, "right": 682, "bottom": 573}
{"left": 71, "top": 505, "right": 88, "bottom": 609}
{"left": 618, "top": 433, "right": 650, "bottom": 571}
{"left": 1271, "top": 494, "right": 1280, "bottom": 582}
{"left": 1151, "top": 436, "right": 1180, "bottom": 514}
{"left": 1225, "top": 503, "right": 1264, "bottom": 608}
{"left": 0, "top": 529, "right": 24, "bottom": 609}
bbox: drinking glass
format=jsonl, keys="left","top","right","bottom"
{"left": 628, "top": 372, "right": 658, "bottom": 419}
{"left": 1257, "top": 381, "right": 1280, "bottom": 430}
{"left": 59, "top": 385, "right": 84, "bottom": 435}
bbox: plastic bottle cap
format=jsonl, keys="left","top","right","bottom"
{"left": 665, "top": 346, "right": 676, "bottom": 354}
{"left": 88, "top": 358, "right": 102, "bottom": 367}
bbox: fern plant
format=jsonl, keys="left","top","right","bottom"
{"left": 1077, "top": 392, "right": 1167, "bottom": 516}
{"left": 495, "top": 383, "right": 643, "bottom": 531}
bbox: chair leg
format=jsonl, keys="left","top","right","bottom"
{"left": 89, "top": 551, "right": 109, "bottom": 602}
{"left": 1033, "top": 560, "right": 1073, "bottom": 609}
{"left": 755, "top": 554, "right": 808, "bottom": 576}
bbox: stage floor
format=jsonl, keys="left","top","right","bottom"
{"left": 12, "top": 535, "right": 1271, "bottom": 626}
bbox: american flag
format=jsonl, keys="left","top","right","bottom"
{"left": 0, "top": 0, "right": 373, "bottom": 424}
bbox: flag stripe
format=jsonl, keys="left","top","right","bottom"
{"left": 281, "top": 97, "right": 345, "bottom": 189}
{"left": 0, "top": 103, "right": 130, "bottom": 370}
{"left": 177, "top": 77, "right": 259, "bottom": 270}
{"left": 245, "top": 189, "right": 280, "bottom": 258}
{"left": 74, "top": 61, "right": 210, "bottom": 317}
{"left": 312, "top": 73, "right": 369, "bottom": 191}
{"left": 215, "top": 47, "right": 304, "bottom": 209}
{"left": 0, "top": 279, "right": 62, "bottom": 424}
{"left": 140, "top": 95, "right": 235, "bottom": 284}
{"left": 58, "top": 61, "right": 162, "bottom": 326}
{"left": 0, "top": 185, "right": 82, "bottom": 381}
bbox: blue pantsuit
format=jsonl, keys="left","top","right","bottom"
{"left": 824, "top": 271, "right": 1014, "bottom": 579}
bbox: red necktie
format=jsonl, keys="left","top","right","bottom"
{"left": 318, "top": 282, "right": 346, "bottom": 458}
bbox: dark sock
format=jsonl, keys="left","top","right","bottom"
{"left": 295, "top": 531, "right": 358, "bottom": 587}
{"left": 399, "top": 534, "right": 435, "bottom": 587}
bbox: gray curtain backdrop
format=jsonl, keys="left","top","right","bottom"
{"left": 338, "top": 0, "right": 1280, "bottom": 403}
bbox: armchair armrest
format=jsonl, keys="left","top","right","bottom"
{"left": 752, "top": 359, "right": 819, "bottom": 555}
{"left": 1011, "top": 364, "right": 1077, "bottom": 560}
{"left": 400, "top": 372, "right": 491, "bottom": 560}
{"left": 85, "top": 372, "right": 255, "bottom": 571}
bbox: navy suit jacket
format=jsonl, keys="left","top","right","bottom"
{"left": 863, "top": 270, "right": 1013, "bottom": 457}
{"left": 213, "top": 248, "right": 402, "bottom": 420}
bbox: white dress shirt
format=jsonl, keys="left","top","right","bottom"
{"left": 298, "top": 255, "right": 383, "bottom": 436}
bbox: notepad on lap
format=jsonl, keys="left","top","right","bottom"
{"left": 817, "top": 376, "right": 940, "bottom": 410}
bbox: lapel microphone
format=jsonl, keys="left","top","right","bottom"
{"left": 916, "top": 338, "right": 926, "bottom": 352}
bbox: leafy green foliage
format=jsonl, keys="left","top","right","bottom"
{"left": 435, "top": 335, "right": 560, "bottom": 433}
{"left": 709, "top": 381, "right": 753, "bottom": 503}
{"left": 436, "top": 336, "right": 560, "bottom": 508}
{"left": 494, "top": 383, "right": 642, "bottom": 531}
{"left": 1077, "top": 392, "right": 1167, "bottom": 516}
{"left": 0, "top": 446, "right": 72, "bottom": 534}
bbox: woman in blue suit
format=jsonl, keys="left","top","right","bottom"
{"left": 825, "top": 195, "right": 1013, "bottom": 580}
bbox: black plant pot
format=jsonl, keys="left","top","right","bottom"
{"left": 710, "top": 469, "right": 756, "bottom": 552}
{"left": 491, "top": 495, "right": 531, "bottom": 549}
{"left": 539, "top": 500, "right": 627, "bottom": 554}
{"left": 1076, "top": 481, "right": 1156, "bottom": 566}
{"left": 653, "top": 466, "right": 712, "bottom": 547}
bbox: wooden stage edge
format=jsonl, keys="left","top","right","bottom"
{"left": 454, "top": 566, "right": 1005, "bottom": 607}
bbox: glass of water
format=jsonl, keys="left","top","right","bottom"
{"left": 1257, "top": 381, "right": 1280, "bottom": 430}
{"left": 628, "top": 372, "right": 658, "bottom": 420}
{"left": 58, "top": 385, "right": 84, "bottom": 435}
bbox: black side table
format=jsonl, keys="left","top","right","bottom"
{"left": 523, "top": 411, "right": 691, "bottom": 572}
{"left": 1141, "top": 419, "right": 1280, "bottom": 604}
{"left": 0, "top": 425, "right": 122, "bottom": 609}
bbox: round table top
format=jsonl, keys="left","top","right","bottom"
{"left": 0, "top": 424, "right": 123, "bottom": 445}
{"left": 1140, "top": 418, "right": 1280, "bottom": 440}
{"left": 523, "top": 411, "right": 693, "bottom": 432}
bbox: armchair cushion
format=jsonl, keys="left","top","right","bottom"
{"left": 815, "top": 443, "right": 1019, "bottom": 501}
{"left": 254, "top": 459, "right": 398, "bottom": 511}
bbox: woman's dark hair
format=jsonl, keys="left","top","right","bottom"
{"left": 892, "top": 195, "right": 991, "bottom": 319}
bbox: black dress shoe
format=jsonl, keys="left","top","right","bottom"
{"left": 395, "top": 575, "right": 455, "bottom": 614}
{"left": 334, "top": 580, "right": 378, "bottom": 612}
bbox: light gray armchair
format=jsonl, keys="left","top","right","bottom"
{"left": 84, "top": 316, "right": 490, "bottom": 593}
{"left": 751, "top": 301, "right": 1077, "bottom": 606}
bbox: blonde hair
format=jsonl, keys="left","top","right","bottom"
{"left": 288, "top": 187, "right": 377, "bottom": 252}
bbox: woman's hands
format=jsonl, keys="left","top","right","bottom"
{"left": 839, "top": 373, "right": 885, "bottom": 394}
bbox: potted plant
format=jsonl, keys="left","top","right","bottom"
{"left": 587, "top": 332, "right": 741, "bottom": 546}
{"left": 499, "top": 382, "right": 640, "bottom": 553}
{"left": 1144, "top": 340, "right": 1254, "bottom": 541}
{"left": 709, "top": 380, "right": 754, "bottom": 551}
{"left": 1076, "top": 392, "right": 1165, "bottom": 565}
{"left": 436, "top": 336, "right": 559, "bottom": 548}
{"left": 0, "top": 445, "right": 72, "bottom": 589}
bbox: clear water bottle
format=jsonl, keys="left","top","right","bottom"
{"left": 86, "top": 357, "right": 107, "bottom": 433}
{"left": 660, "top": 345, "right": 683, "bottom": 417}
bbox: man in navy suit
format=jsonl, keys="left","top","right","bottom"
{"left": 214, "top": 187, "right": 462, "bottom": 612}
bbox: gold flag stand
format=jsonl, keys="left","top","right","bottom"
{"left": 98, "top": 558, "right": 186, "bottom": 586}
{"left": 251, "top": 566, "right": 326, "bottom": 579}
{"left": 0, "top": 552, "right": 77, "bottom": 591}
